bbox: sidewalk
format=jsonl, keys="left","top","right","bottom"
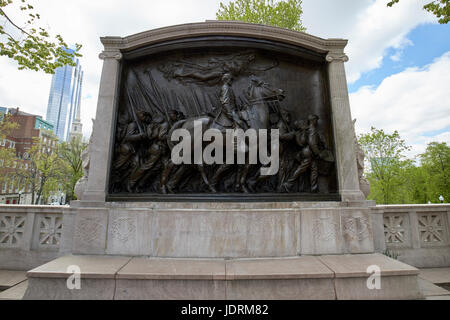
{"left": 0, "top": 270, "right": 27, "bottom": 300}
{"left": 418, "top": 267, "right": 450, "bottom": 300}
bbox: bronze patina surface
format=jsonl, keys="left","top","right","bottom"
{"left": 108, "top": 37, "right": 338, "bottom": 201}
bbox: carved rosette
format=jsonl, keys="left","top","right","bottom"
{"left": 38, "top": 215, "right": 63, "bottom": 247}
{"left": 418, "top": 213, "right": 447, "bottom": 244}
{"left": 383, "top": 214, "right": 406, "bottom": 244}
{"left": 0, "top": 214, "right": 26, "bottom": 247}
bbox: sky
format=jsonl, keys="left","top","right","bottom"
{"left": 0, "top": 0, "right": 449, "bottom": 158}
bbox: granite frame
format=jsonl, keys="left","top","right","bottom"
{"left": 82, "top": 21, "right": 364, "bottom": 204}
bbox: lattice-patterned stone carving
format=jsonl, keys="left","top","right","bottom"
{"left": 0, "top": 214, "right": 26, "bottom": 247}
{"left": 418, "top": 213, "right": 447, "bottom": 245}
{"left": 313, "top": 217, "right": 339, "bottom": 242}
{"left": 343, "top": 216, "right": 372, "bottom": 242}
{"left": 75, "top": 216, "right": 104, "bottom": 247}
{"left": 110, "top": 217, "right": 136, "bottom": 243}
{"left": 38, "top": 215, "right": 63, "bottom": 247}
{"left": 384, "top": 214, "right": 406, "bottom": 244}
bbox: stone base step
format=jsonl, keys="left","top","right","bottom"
{"left": 0, "top": 270, "right": 27, "bottom": 291}
{"left": 418, "top": 278, "right": 450, "bottom": 297}
{"left": 23, "top": 253, "right": 422, "bottom": 300}
{"left": 0, "top": 280, "right": 28, "bottom": 300}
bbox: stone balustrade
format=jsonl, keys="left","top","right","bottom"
{"left": 372, "top": 204, "right": 450, "bottom": 268}
{"left": 0, "top": 205, "right": 70, "bottom": 270}
{"left": 1, "top": 203, "right": 449, "bottom": 270}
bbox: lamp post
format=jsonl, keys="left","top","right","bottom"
{"left": 18, "top": 191, "right": 22, "bottom": 205}
{"left": 439, "top": 195, "right": 444, "bottom": 203}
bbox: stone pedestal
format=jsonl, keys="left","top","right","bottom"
{"left": 70, "top": 22, "right": 372, "bottom": 258}
{"left": 22, "top": 22, "right": 423, "bottom": 300}
{"left": 81, "top": 21, "right": 365, "bottom": 204}
{"left": 23, "top": 254, "right": 422, "bottom": 300}
{"left": 67, "top": 201, "right": 374, "bottom": 257}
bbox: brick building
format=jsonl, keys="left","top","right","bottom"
{"left": 0, "top": 108, "right": 58, "bottom": 204}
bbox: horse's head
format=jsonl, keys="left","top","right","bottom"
{"left": 247, "top": 76, "right": 285, "bottom": 102}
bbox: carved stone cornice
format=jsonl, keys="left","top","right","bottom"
{"left": 99, "top": 50, "right": 123, "bottom": 61}
{"left": 100, "top": 21, "right": 348, "bottom": 54}
{"left": 325, "top": 52, "right": 349, "bottom": 63}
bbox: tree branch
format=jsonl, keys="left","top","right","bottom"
{"left": 0, "top": 8, "right": 34, "bottom": 39}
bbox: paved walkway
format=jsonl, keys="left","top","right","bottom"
{"left": 0, "top": 270, "right": 27, "bottom": 300}
{"left": 418, "top": 267, "right": 450, "bottom": 300}
{"left": 0, "top": 267, "right": 449, "bottom": 300}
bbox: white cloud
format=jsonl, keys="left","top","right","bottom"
{"left": 350, "top": 52, "right": 450, "bottom": 158}
{"left": 0, "top": 0, "right": 443, "bottom": 141}
{"left": 0, "top": 0, "right": 222, "bottom": 138}
{"left": 345, "top": 0, "right": 435, "bottom": 83}
{"left": 303, "top": 0, "right": 435, "bottom": 83}
{"left": 390, "top": 38, "right": 413, "bottom": 61}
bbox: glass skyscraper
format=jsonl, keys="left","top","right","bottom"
{"left": 46, "top": 53, "right": 83, "bottom": 141}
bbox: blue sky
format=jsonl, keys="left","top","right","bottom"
{"left": 348, "top": 23, "right": 450, "bottom": 93}
{"left": 0, "top": 0, "right": 449, "bottom": 157}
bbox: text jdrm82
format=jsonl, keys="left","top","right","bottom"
{"left": 225, "top": 305, "right": 269, "bottom": 316}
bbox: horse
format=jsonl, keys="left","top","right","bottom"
{"left": 165, "top": 76, "right": 285, "bottom": 193}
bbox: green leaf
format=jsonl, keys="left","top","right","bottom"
{"left": 216, "top": 0, "right": 306, "bottom": 32}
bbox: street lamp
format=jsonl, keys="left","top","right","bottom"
{"left": 439, "top": 195, "right": 444, "bottom": 203}
{"left": 18, "top": 191, "right": 22, "bottom": 205}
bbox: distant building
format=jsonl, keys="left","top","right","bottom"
{"left": 35, "top": 117, "right": 54, "bottom": 131}
{"left": 5, "top": 108, "right": 55, "bottom": 158}
{"left": 0, "top": 108, "right": 58, "bottom": 204}
{"left": 0, "top": 106, "right": 7, "bottom": 122}
{"left": 45, "top": 52, "right": 83, "bottom": 141}
{"left": 69, "top": 93, "right": 83, "bottom": 141}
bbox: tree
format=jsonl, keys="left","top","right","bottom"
{"left": 0, "top": 0, "right": 82, "bottom": 73}
{"left": 16, "top": 136, "right": 64, "bottom": 204}
{"left": 401, "top": 163, "right": 430, "bottom": 204}
{"left": 0, "top": 113, "right": 19, "bottom": 187}
{"left": 57, "top": 137, "right": 86, "bottom": 202}
{"left": 358, "top": 127, "right": 411, "bottom": 204}
{"left": 216, "top": 0, "right": 306, "bottom": 32}
{"left": 387, "top": 0, "right": 450, "bottom": 24}
{"left": 420, "top": 142, "right": 450, "bottom": 202}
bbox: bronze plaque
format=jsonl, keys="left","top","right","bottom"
{"left": 107, "top": 36, "right": 339, "bottom": 201}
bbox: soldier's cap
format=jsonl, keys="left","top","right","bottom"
{"left": 294, "top": 120, "right": 308, "bottom": 129}
{"left": 280, "top": 109, "right": 290, "bottom": 117}
{"left": 153, "top": 114, "right": 165, "bottom": 123}
{"left": 250, "top": 75, "right": 262, "bottom": 84}
{"left": 222, "top": 73, "right": 233, "bottom": 81}
{"left": 137, "top": 110, "right": 152, "bottom": 118}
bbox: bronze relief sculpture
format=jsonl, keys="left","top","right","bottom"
{"left": 108, "top": 41, "right": 338, "bottom": 200}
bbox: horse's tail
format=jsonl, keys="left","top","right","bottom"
{"left": 167, "top": 119, "right": 187, "bottom": 150}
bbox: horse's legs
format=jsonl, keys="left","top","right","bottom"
{"left": 237, "top": 164, "right": 251, "bottom": 193}
{"left": 128, "top": 153, "right": 161, "bottom": 192}
{"left": 210, "top": 164, "right": 233, "bottom": 192}
{"left": 167, "top": 165, "right": 187, "bottom": 192}
{"left": 197, "top": 165, "right": 215, "bottom": 192}
{"left": 310, "top": 160, "right": 319, "bottom": 193}
{"left": 160, "top": 159, "right": 175, "bottom": 194}
{"left": 280, "top": 157, "right": 312, "bottom": 192}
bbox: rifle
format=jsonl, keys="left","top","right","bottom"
{"left": 125, "top": 85, "right": 144, "bottom": 134}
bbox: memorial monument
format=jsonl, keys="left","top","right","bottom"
{"left": 23, "top": 21, "right": 422, "bottom": 300}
